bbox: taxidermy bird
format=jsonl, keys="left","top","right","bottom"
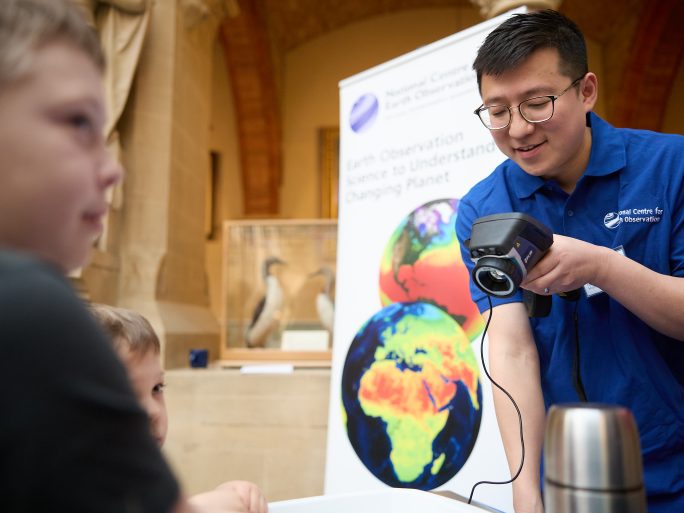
{"left": 245, "top": 257, "right": 285, "bottom": 348}
{"left": 311, "top": 266, "right": 335, "bottom": 333}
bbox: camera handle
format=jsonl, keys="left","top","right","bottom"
{"left": 558, "top": 288, "right": 581, "bottom": 301}
{"left": 523, "top": 288, "right": 582, "bottom": 317}
{"left": 523, "top": 288, "right": 588, "bottom": 401}
{"left": 524, "top": 290, "right": 551, "bottom": 317}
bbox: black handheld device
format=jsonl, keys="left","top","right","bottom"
{"left": 465, "top": 212, "right": 579, "bottom": 317}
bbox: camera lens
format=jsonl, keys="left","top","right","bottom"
{"left": 472, "top": 257, "right": 523, "bottom": 297}
{"left": 487, "top": 269, "right": 508, "bottom": 282}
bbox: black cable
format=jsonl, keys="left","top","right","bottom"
{"left": 571, "top": 299, "right": 588, "bottom": 402}
{"left": 468, "top": 295, "right": 525, "bottom": 505}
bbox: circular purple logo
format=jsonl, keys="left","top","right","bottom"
{"left": 350, "top": 93, "right": 379, "bottom": 133}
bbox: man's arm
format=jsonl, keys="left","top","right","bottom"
{"left": 523, "top": 234, "right": 684, "bottom": 341}
{"left": 487, "top": 302, "right": 545, "bottom": 513}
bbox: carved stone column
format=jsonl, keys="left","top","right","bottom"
{"left": 470, "top": 0, "right": 562, "bottom": 19}
{"left": 114, "top": 0, "right": 221, "bottom": 368}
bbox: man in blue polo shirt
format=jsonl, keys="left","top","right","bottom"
{"left": 455, "top": 9, "right": 684, "bottom": 513}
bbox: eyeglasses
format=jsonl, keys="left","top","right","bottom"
{"left": 474, "top": 76, "right": 585, "bottom": 130}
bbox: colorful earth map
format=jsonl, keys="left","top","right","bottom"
{"left": 379, "top": 198, "right": 484, "bottom": 341}
{"left": 341, "top": 302, "right": 482, "bottom": 488}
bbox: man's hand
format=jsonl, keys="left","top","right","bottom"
{"left": 521, "top": 234, "right": 604, "bottom": 295}
{"left": 521, "top": 232, "right": 684, "bottom": 341}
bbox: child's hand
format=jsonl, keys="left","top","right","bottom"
{"left": 189, "top": 480, "right": 268, "bottom": 513}
{"left": 216, "top": 481, "right": 268, "bottom": 513}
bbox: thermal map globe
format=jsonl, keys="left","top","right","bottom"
{"left": 341, "top": 302, "right": 482, "bottom": 489}
{"left": 379, "top": 198, "right": 484, "bottom": 341}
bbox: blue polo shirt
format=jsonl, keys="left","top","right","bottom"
{"left": 456, "top": 113, "right": 684, "bottom": 511}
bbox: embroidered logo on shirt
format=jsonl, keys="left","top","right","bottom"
{"left": 603, "top": 212, "right": 622, "bottom": 229}
{"left": 604, "top": 207, "right": 663, "bottom": 229}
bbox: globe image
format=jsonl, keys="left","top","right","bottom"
{"left": 379, "top": 198, "right": 484, "bottom": 342}
{"left": 341, "top": 302, "right": 482, "bottom": 489}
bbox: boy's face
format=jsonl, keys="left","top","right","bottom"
{"left": 122, "top": 347, "right": 169, "bottom": 447}
{"left": 479, "top": 47, "right": 597, "bottom": 190}
{"left": 0, "top": 41, "right": 122, "bottom": 272}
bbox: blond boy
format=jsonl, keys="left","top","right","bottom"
{"left": 90, "top": 304, "right": 268, "bottom": 513}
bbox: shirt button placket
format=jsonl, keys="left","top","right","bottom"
{"left": 563, "top": 205, "right": 575, "bottom": 233}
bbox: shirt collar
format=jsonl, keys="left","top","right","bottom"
{"left": 583, "top": 112, "right": 626, "bottom": 177}
{"left": 512, "top": 112, "right": 627, "bottom": 199}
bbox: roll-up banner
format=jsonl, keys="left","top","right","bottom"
{"left": 325, "top": 9, "right": 526, "bottom": 513}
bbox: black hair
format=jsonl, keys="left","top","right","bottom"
{"left": 473, "top": 10, "right": 588, "bottom": 90}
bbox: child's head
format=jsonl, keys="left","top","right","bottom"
{"left": 0, "top": 0, "right": 104, "bottom": 87}
{"left": 89, "top": 304, "right": 168, "bottom": 447}
{"left": 0, "top": 0, "right": 122, "bottom": 272}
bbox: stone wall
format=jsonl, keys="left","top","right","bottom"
{"left": 163, "top": 368, "right": 330, "bottom": 501}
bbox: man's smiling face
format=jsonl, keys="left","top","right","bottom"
{"left": 480, "top": 47, "right": 597, "bottom": 192}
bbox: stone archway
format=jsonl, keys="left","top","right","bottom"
{"left": 219, "top": 0, "right": 281, "bottom": 216}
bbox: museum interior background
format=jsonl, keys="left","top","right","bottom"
{"left": 75, "top": 0, "right": 684, "bottom": 504}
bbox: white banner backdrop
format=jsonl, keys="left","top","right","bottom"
{"left": 325, "top": 10, "right": 525, "bottom": 513}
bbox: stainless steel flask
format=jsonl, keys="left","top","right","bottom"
{"left": 544, "top": 404, "right": 647, "bottom": 513}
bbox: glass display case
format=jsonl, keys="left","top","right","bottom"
{"left": 221, "top": 219, "right": 337, "bottom": 365}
